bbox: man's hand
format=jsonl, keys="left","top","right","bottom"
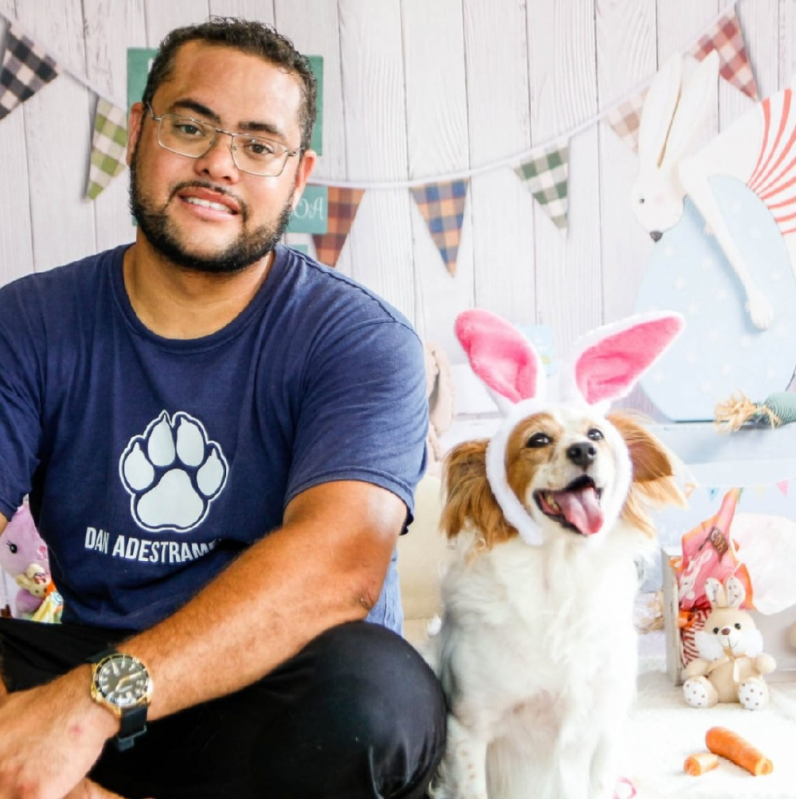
{"left": 0, "top": 666, "right": 117, "bottom": 798}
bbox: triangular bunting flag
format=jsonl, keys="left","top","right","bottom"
{"left": 604, "top": 88, "right": 648, "bottom": 153}
{"left": 708, "top": 487, "right": 719, "bottom": 502}
{"left": 514, "top": 142, "right": 569, "bottom": 231}
{"left": 410, "top": 179, "right": 468, "bottom": 276}
{"left": 86, "top": 97, "right": 128, "bottom": 200}
{"left": 690, "top": 6, "right": 759, "bottom": 101}
{"left": 684, "top": 482, "right": 697, "bottom": 499}
{"left": 776, "top": 479, "right": 790, "bottom": 497}
{"left": 0, "top": 23, "right": 61, "bottom": 120}
{"left": 312, "top": 187, "right": 365, "bottom": 268}
{"left": 753, "top": 484, "right": 766, "bottom": 499}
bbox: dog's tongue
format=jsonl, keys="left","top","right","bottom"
{"left": 554, "top": 485, "right": 603, "bottom": 535}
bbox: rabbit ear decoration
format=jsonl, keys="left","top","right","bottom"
{"left": 638, "top": 52, "right": 683, "bottom": 167}
{"left": 662, "top": 51, "right": 719, "bottom": 168}
{"left": 705, "top": 577, "right": 726, "bottom": 608}
{"left": 560, "top": 311, "right": 685, "bottom": 414}
{"left": 724, "top": 575, "right": 747, "bottom": 610}
{"left": 455, "top": 309, "right": 546, "bottom": 412}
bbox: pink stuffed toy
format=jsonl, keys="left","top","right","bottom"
{"left": 0, "top": 503, "right": 51, "bottom": 618}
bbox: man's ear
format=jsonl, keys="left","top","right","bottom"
{"left": 291, "top": 148, "right": 317, "bottom": 208}
{"left": 126, "top": 102, "right": 146, "bottom": 167}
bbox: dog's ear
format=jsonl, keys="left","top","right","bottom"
{"left": 608, "top": 412, "right": 674, "bottom": 482}
{"left": 608, "top": 412, "right": 686, "bottom": 537}
{"left": 441, "top": 439, "right": 518, "bottom": 548}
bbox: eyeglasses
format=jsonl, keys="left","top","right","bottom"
{"left": 146, "top": 103, "right": 301, "bottom": 177}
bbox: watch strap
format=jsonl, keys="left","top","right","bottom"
{"left": 87, "top": 648, "right": 150, "bottom": 751}
{"left": 115, "top": 704, "right": 148, "bottom": 751}
{"left": 88, "top": 647, "right": 119, "bottom": 664}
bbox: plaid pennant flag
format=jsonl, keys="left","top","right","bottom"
{"left": 604, "top": 88, "right": 648, "bottom": 153}
{"left": 410, "top": 179, "right": 468, "bottom": 276}
{"left": 86, "top": 97, "right": 128, "bottom": 200}
{"left": 690, "top": 5, "right": 759, "bottom": 101}
{"left": 0, "top": 23, "right": 61, "bottom": 120}
{"left": 514, "top": 142, "right": 569, "bottom": 231}
{"left": 312, "top": 187, "right": 365, "bottom": 267}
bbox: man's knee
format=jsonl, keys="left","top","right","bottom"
{"left": 254, "top": 621, "right": 446, "bottom": 798}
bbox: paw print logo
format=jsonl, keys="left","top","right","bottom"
{"left": 119, "top": 411, "right": 228, "bottom": 533}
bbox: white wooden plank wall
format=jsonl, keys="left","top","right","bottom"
{"left": 0, "top": 0, "right": 792, "bottom": 368}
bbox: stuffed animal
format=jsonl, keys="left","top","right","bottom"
{"left": 683, "top": 575, "right": 775, "bottom": 710}
{"left": 423, "top": 340, "right": 455, "bottom": 475}
{"left": 0, "top": 503, "right": 52, "bottom": 618}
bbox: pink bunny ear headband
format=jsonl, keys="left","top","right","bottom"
{"left": 455, "top": 309, "right": 685, "bottom": 546}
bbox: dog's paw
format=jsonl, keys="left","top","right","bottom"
{"left": 682, "top": 677, "right": 714, "bottom": 708}
{"left": 120, "top": 411, "right": 228, "bottom": 532}
{"left": 738, "top": 677, "right": 768, "bottom": 710}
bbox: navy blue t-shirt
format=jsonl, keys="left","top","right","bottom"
{"left": 0, "top": 244, "right": 427, "bottom": 633}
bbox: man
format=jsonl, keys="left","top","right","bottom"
{"left": 0, "top": 17, "right": 445, "bottom": 799}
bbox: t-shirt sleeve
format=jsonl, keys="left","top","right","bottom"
{"left": 0, "top": 280, "right": 44, "bottom": 520}
{"left": 286, "top": 318, "right": 428, "bottom": 524}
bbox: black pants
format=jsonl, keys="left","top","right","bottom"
{"left": 0, "top": 618, "right": 446, "bottom": 799}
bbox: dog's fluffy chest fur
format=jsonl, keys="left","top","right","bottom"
{"left": 438, "top": 530, "right": 640, "bottom": 718}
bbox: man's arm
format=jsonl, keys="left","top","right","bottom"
{"left": 0, "top": 480, "right": 406, "bottom": 797}
{"left": 124, "top": 478, "right": 406, "bottom": 718}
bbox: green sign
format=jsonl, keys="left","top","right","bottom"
{"left": 287, "top": 185, "right": 328, "bottom": 233}
{"left": 127, "top": 48, "right": 158, "bottom": 110}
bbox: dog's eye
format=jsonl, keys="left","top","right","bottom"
{"left": 735, "top": 623, "right": 741, "bottom": 630}
{"left": 713, "top": 627, "right": 720, "bottom": 634}
{"left": 526, "top": 433, "right": 551, "bottom": 448}
{"left": 587, "top": 429, "right": 603, "bottom": 441}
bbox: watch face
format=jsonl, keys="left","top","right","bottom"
{"left": 94, "top": 654, "right": 152, "bottom": 709}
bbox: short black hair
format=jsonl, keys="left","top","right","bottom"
{"left": 142, "top": 16, "right": 317, "bottom": 151}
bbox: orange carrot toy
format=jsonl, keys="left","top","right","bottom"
{"left": 705, "top": 726, "right": 773, "bottom": 776}
{"left": 684, "top": 752, "right": 719, "bottom": 776}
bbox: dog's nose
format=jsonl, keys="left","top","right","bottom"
{"left": 567, "top": 442, "right": 596, "bottom": 467}
{"left": 721, "top": 627, "right": 731, "bottom": 636}
{"left": 650, "top": 230, "right": 663, "bottom": 242}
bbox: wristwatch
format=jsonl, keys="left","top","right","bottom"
{"left": 88, "top": 649, "right": 153, "bottom": 751}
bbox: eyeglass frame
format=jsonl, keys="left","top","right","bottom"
{"left": 144, "top": 102, "right": 303, "bottom": 177}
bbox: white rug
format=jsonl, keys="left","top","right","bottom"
{"left": 626, "top": 667, "right": 796, "bottom": 798}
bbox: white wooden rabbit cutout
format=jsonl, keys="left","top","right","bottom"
{"left": 632, "top": 50, "right": 796, "bottom": 331}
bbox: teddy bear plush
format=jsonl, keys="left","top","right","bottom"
{"left": 683, "top": 575, "right": 775, "bottom": 710}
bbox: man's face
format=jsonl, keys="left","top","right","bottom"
{"left": 127, "top": 42, "right": 315, "bottom": 274}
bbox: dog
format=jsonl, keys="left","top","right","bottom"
{"left": 429, "top": 309, "right": 686, "bottom": 799}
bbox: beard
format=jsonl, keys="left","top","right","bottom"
{"left": 128, "top": 145, "right": 295, "bottom": 275}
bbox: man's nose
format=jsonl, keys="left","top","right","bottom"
{"left": 195, "top": 133, "right": 239, "bottom": 180}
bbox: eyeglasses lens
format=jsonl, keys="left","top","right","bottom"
{"left": 157, "top": 114, "right": 290, "bottom": 177}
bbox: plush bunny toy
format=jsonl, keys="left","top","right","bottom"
{"left": 683, "top": 575, "right": 776, "bottom": 710}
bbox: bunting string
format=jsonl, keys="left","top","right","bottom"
{"left": 0, "top": 1, "right": 762, "bottom": 271}
{"left": 0, "top": 11, "right": 125, "bottom": 109}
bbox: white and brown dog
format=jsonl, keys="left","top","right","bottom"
{"left": 430, "top": 310, "right": 686, "bottom": 799}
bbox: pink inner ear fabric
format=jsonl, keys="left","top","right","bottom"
{"left": 455, "top": 310, "right": 539, "bottom": 403}
{"left": 576, "top": 316, "right": 682, "bottom": 405}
